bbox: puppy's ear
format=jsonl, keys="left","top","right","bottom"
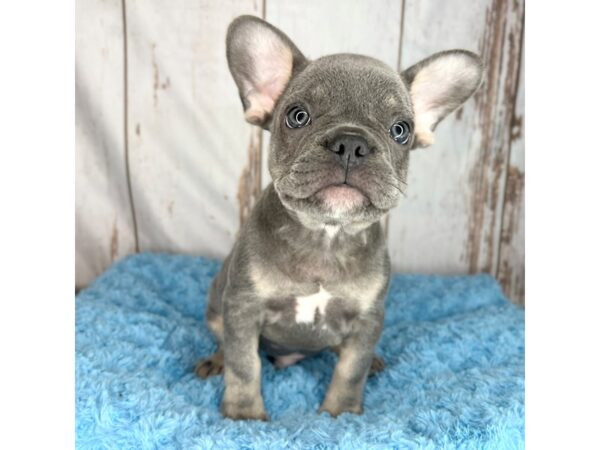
{"left": 402, "top": 50, "right": 483, "bottom": 148}
{"left": 226, "top": 15, "right": 307, "bottom": 129}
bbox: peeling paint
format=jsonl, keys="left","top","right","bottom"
{"left": 110, "top": 220, "right": 119, "bottom": 262}
{"left": 152, "top": 43, "right": 170, "bottom": 107}
{"left": 237, "top": 126, "right": 262, "bottom": 227}
{"left": 455, "top": 106, "right": 464, "bottom": 121}
{"left": 510, "top": 113, "right": 522, "bottom": 141}
{"left": 466, "top": 0, "right": 524, "bottom": 275}
{"left": 500, "top": 165, "right": 524, "bottom": 241}
{"left": 497, "top": 165, "right": 525, "bottom": 304}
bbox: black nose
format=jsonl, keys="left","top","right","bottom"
{"left": 327, "top": 134, "right": 371, "bottom": 169}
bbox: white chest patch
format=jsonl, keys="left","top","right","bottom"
{"left": 324, "top": 224, "right": 340, "bottom": 238}
{"left": 295, "top": 285, "right": 332, "bottom": 323}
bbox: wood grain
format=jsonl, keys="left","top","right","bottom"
{"left": 497, "top": 43, "right": 525, "bottom": 304}
{"left": 466, "top": 0, "right": 524, "bottom": 277}
{"left": 75, "top": 0, "right": 137, "bottom": 288}
{"left": 237, "top": 4, "right": 265, "bottom": 227}
{"left": 125, "top": 0, "right": 263, "bottom": 256}
{"left": 388, "top": 0, "right": 490, "bottom": 274}
{"left": 387, "top": 0, "right": 524, "bottom": 283}
{"left": 238, "top": 126, "right": 263, "bottom": 227}
{"left": 74, "top": 1, "right": 525, "bottom": 297}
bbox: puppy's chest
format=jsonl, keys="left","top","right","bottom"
{"left": 251, "top": 264, "right": 385, "bottom": 329}
{"left": 250, "top": 262, "right": 386, "bottom": 352}
{"left": 259, "top": 283, "right": 364, "bottom": 352}
{"left": 265, "top": 284, "right": 352, "bottom": 327}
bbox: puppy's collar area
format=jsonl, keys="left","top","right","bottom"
{"left": 273, "top": 188, "right": 382, "bottom": 238}
{"left": 291, "top": 209, "right": 372, "bottom": 240}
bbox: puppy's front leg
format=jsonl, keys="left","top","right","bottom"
{"left": 319, "top": 318, "right": 382, "bottom": 417}
{"left": 221, "top": 295, "right": 267, "bottom": 421}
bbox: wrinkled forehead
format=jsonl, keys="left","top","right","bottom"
{"left": 284, "top": 54, "right": 413, "bottom": 119}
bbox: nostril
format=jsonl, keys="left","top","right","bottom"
{"left": 338, "top": 143, "right": 345, "bottom": 155}
{"left": 356, "top": 145, "right": 370, "bottom": 157}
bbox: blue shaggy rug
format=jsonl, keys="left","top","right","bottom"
{"left": 76, "top": 253, "right": 524, "bottom": 449}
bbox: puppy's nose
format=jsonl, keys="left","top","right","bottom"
{"left": 327, "top": 134, "right": 371, "bottom": 169}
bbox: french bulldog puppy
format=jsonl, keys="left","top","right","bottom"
{"left": 195, "top": 15, "right": 483, "bottom": 420}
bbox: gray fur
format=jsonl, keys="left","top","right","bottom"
{"left": 195, "top": 15, "right": 483, "bottom": 420}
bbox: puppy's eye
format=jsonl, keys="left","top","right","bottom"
{"left": 285, "top": 106, "right": 311, "bottom": 128}
{"left": 389, "top": 121, "right": 411, "bottom": 144}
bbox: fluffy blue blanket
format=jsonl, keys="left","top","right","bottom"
{"left": 76, "top": 253, "right": 524, "bottom": 449}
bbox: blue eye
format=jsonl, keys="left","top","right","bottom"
{"left": 285, "top": 106, "right": 311, "bottom": 128}
{"left": 389, "top": 121, "right": 411, "bottom": 144}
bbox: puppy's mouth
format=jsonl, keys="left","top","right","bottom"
{"left": 275, "top": 149, "right": 402, "bottom": 215}
{"left": 314, "top": 182, "right": 369, "bottom": 212}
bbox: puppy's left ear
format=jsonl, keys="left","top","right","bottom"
{"left": 402, "top": 50, "right": 483, "bottom": 148}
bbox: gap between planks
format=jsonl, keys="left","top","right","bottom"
{"left": 237, "top": 1, "right": 266, "bottom": 227}
{"left": 121, "top": 0, "right": 140, "bottom": 252}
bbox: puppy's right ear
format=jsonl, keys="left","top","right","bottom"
{"left": 226, "top": 16, "right": 307, "bottom": 129}
{"left": 402, "top": 50, "right": 483, "bottom": 148}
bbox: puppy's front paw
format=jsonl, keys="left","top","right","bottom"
{"left": 318, "top": 400, "right": 363, "bottom": 418}
{"left": 221, "top": 399, "right": 268, "bottom": 421}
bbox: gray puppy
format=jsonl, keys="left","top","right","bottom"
{"left": 195, "top": 15, "right": 483, "bottom": 420}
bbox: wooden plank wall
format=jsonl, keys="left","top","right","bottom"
{"left": 124, "top": 0, "right": 263, "bottom": 256}
{"left": 498, "top": 46, "right": 525, "bottom": 303}
{"left": 75, "top": 0, "right": 137, "bottom": 287}
{"left": 387, "top": 0, "right": 525, "bottom": 304}
{"left": 75, "top": 0, "right": 525, "bottom": 304}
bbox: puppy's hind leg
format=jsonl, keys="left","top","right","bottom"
{"left": 195, "top": 312, "right": 225, "bottom": 379}
{"left": 195, "top": 261, "right": 228, "bottom": 379}
{"left": 195, "top": 347, "right": 224, "bottom": 379}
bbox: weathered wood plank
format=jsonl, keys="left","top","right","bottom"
{"left": 125, "top": 0, "right": 263, "bottom": 256}
{"left": 497, "top": 47, "right": 525, "bottom": 304}
{"left": 238, "top": 125, "right": 263, "bottom": 226}
{"left": 387, "top": 0, "right": 524, "bottom": 276}
{"left": 386, "top": 0, "right": 489, "bottom": 273}
{"left": 75, "top": 0, "right": 137, "bottom": 288}
{"left": 75, "top": 1, "right": 524, "bottom": 291}
{"left": 467, "top": 0, "right": 524, "bottom": 276}
{"left": 262, "top": 0, "right": 404, "bottom": 188}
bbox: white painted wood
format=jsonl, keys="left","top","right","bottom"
{"left": 388, "top": 0, "right": 524, "bottom": 275}
{"left": 74, "top": 1, "right": 525, "bottom": 291}
{"left": 498, "top": 54, "right": 525, "bottom": 304}
{"left": 125, "top": 0, "right": 263, "bottom": 257}
{"left": 76, "top": 0, "right": 137, "bottom": 288}
{"left": 261, "top": 0, "right": 403, "bottom": 188}
{"left": 266, "top": 0, "right": 402, "bottom": 68}
{"left": 388, "top": 0, "right": 489, "bottom": 274}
